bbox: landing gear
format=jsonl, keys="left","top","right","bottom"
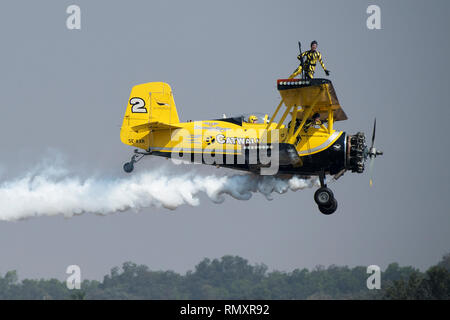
{"left": 314, "top": 170, "right": 338, "bottom": 215}
{"left": 123, "top": 161, "right": 134, "bottom": 173}
{"left": 314, "top": 187, "right": 334, "bottom": 206}
{"left": 318, "top": 198, "right": 338, "bottom": 215}
{"left": 123, "top": 149, "right": 152, "bottom": 173}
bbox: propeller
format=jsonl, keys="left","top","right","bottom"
{"left": 365, "top": 118, "right": 383, "bottom": 186}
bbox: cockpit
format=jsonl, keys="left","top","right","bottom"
{"left": 212, "top": 112, "right": 270, "bottom": 126}
{"left": 242, "top": 113, "right": 270, "bottom": 124}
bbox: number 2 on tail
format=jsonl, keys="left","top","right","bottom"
{"left": 130, "top": 97, "right": 147, "bottom": 113}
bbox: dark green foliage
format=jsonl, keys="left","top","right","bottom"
{"left": 438, "top": 253, "right": 450, "bottom": 271}
{"left": 1, "top": 253, "right": 450, "bottom": 300}
{"left": 0, "top": 271, "right": 72, "bottom": 300}
{"left": 382, "top": 253, "right": 450, "bottom": 300}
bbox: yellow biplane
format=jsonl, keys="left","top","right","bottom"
{"left": 120, "top": 79, "right": 382, "bottom": 214}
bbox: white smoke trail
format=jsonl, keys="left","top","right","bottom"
{"left": 0, "top": 165, "right": 318, "bottom": 221}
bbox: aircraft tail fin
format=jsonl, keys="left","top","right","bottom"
{"left": 120, "top": 82, "right": 180, "bottom": 147}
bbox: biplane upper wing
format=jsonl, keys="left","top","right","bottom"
{"left": 130, "top": 121, "right": 181, "bottom": 132}
{"left": 277, "top": 79, "right": 348, "bottom": 121}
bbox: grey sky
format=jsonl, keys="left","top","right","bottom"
{"left": 0, "top": 0, "right": 449, "bottom": 280}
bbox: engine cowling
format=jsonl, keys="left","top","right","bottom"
{"left": 346, "top": 132, "right": 366, "bottom": 173}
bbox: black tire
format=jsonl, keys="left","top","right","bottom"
{"left": 319, "top": 198, "right": 338, "bottom": 215}
{"left": 123, "top": 162, "right": 134, "bottom": 173}
{"left": 314, "top": 187, "right": 334, "bottom": 206}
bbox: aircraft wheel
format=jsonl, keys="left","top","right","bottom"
{"left": 314, "top": 187, "right": 334, "bottom": 206}
{"left": 123, "top": 162, "right": 134, "bottom": 173}
{"left": 319, "top": 198, "right": 338, "bottom": 215}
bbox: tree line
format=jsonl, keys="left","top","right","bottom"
{"left": 1, "top": 253, "right": 449, "bottom": 299}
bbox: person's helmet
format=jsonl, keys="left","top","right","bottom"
{"left": 311, "top": 40, "right": 318, "bottom": 47}
{"left": 248, "top": 115, "right": 258, "bottom": 123}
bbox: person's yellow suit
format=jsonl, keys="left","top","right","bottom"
{"left": 289, "top": 50, "right": 329, "bottom": 79}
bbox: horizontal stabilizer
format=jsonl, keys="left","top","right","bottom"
{"left": 131, "top": 121, "right": 180, "bottom": 132}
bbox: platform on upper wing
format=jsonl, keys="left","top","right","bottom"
{"left": 277, "top": 78, "right": 347, "bottom": 121}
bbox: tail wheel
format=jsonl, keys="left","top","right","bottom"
{"left": 314, "top": 187, "right": 334, "bottom": 206}
{"left": 123, "top": 162, "right": 134, "bottom": 173}
{"left": 319, "top": 198, "right": 338, "bottom": 215}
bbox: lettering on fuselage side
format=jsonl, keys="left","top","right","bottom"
{"left": 203, "top": 122, "right": 218, "bottom": 126}
{"left": 168, "top": 128, "right": 280, "bottom": 175}
{"left": 216, "top": 134, "right": 260, "bottom": 145}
